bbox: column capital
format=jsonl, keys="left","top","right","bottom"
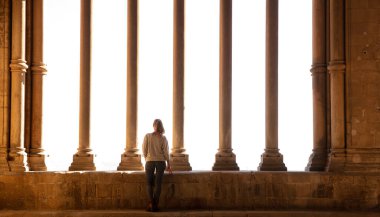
{"left": 310, "top": 64, "right": 327, "bottom": 75}
{"left": 328, "top": 61, "right": 345, "bottom": 73}
{"left": 31, "top": 63, "right": 48, "bottom": 75}
{"left": 10, "top": 59, "right": 28, "bottom": 72}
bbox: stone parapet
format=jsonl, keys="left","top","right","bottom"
{"left": 0, "top": 172, "right": 379, "bottom": 211}
{"left": 0, "top": 210, "right": 379, "bottom": 217}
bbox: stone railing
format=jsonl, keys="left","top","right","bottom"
{"left": 0, "top": 171, "right": 379, "bottom": 211}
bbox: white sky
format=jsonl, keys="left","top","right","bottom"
{"left": 43, "top": 0, "right": 312, "bottom": 171}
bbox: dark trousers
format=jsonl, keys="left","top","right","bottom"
{"left": 145, "top": 161, "right": 166, "bottom": 204}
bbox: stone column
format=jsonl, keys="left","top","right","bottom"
{"left": 8, "top": 0, "right": 28, "bottom": 172}
{"left": 69, "top": 0, "right": 96, "bottom": 171}
{"left": 28, "top": 0, "right": 47, "bottom": 171}
{"left": 170, "top": 0, "right": 192, "bottom": 171}
{"left": 24, "top": 0, "right": 32, "bottom": 161}
{"left": 0, "top": 0, "right": 11, "bottom": 171}
{"left": 258, "top": 0, "right": 286, "bottom": 171}
{"left": 118, "top": 0, "right": 143, "bottom": 171}
{"left": 306, "top": 0, "right": 328, "bottom": 171}
{"left": 212, "top": 0, "right": 239, "bottom": 171}
{"left": 326, "top": 0, "right": 345, "bottom": 171}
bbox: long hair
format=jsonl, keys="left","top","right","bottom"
{"left": 153, "top": 119, "right": 165, "bottom": 134}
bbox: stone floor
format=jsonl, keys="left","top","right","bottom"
{"left": 0, "top": 210, "right": 379, "bottom": 217}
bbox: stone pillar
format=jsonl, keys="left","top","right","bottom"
{"left": 24, "top": 0, "right": 32, "bottom": 161}
{"left": 0, "top": 0, "right": 11, "bottom": 171}
{"left": 170, "top": 0, "right": 191, "bottom": 171}
{"left": 69, "top": 0, "right": 96, "bottom": 171}
{"left": 326, "top": 0, "right": 345, "bottom": 171}
{"left": 258, "top": 0, "right": 286, "bottom": 171}
{"left": 8, "top": 0, "right": 28, "bottom": 172}
{"left": 28, "top": 0, "right": 47, "bottom": 171}
{"left": 118, "top": 0, "right": 143, "bottom": 171}
{"left": 306, "top": 0, "right": 328, "bottom": 171}
{"left": 212, "top": 0, "right": 239, "bottom": 171}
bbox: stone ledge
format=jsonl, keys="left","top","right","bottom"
{"left": 0, "top": 210, "right": 379, "bottom": 217}
{"left": 0, "top": 171, "right": 379, "bottom": 211}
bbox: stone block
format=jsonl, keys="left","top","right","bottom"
{"left": 121, "top": 183, "right": 144, "bottom": 199}
{"left": 306, "top": 198, "right": 337, "bottom": 209}
{"left": 367, "top": 9, "right": 380, "bottom": 22}
{"left": 311, "top": 184, "right": 333, "bottom": 198}
{"left": 287, "top": 173, "right": 311, "bottom": 183}
{"left": 213, "top": 211, "right": 247, "bottom": 217}
{"left": 365, "top": 176, "right": 380, "bottom": 185}
{"left": 96, "top": 184, "right": 113, "bottom": 198}
{"left": 96, "top": 198, "right": 113, "bottom": 209}
{"left": 288, "top": 199, "right": 308, "bottom": 209}
{"left": 336, "top": 175, "right": 355, "bottom": 184}
{"left": 271, "top": 173, "right": 287, "bottom": 183}
{"left": 295, "top": 183, "right": 311, "bottom": 198}
{"left": 351, "top": 9, "right": 370, "bottom": 23}
{"left": 350, "top": 0, "right": 368, "bottom": 9}
{"left": 368, "top": 0, "right": 380, "bottom": 8}
{"left": 252, "top": 172, "right": 272, "bottom": 184}
{"left": 266, "top": 198, "right": 288, "bottom": 209}
{"left": 120, "top": 172, "right": 146, "bottom": 183}
{"left": 184, "top": 211, "right": 212, "bottom": 217}
{"left": 285, "top": 184, "right": 296, "bottom": 199}
{"left": 265, "top": 183, "right": 285, "bottom": 198}
{"left": 251, "top": 183, "right": 266, "bottom": 198}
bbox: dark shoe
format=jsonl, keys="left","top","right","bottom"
{"left": 152, "top": 200, "right": 160, "bottom": 212}
{"left": 152, "top": 204, "right": 160, "bottom": 212}
{"left": 146, "top": 201, "right": 153, "bottom": 212}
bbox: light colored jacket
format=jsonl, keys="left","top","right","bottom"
{"left": 142, "top": 133, "right": 169, "bottom": 162}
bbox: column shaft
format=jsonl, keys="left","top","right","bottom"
{"left": 212, "top": 0, "right": 239, "bottom": 171}
{"left": 29, "top": 0, "right": 47, "bottom": 171}
{"left": 258, "top": 0, "right": 286, "bottom": 171}
{"left": 118, "top": 0, "right": 143, "bottom": 171}
{"left": 0, "top": 0, "right": 11, "bottom": 171}
{"left": 8, "top": 0, "right": 28, "bottom": 172}
{"left": 171, "top": 0, "right": 191, "bottom": 171}
{"left": 326, "top": 0, "right": 346, "bottom": 171}
{"left": 69, "top": 0, "right": 95, "bottom": 171}
{"left": 306, "top": 0, "right": 328, "bottom": 171}
{"left": 24, "top": 0, "right": 32, "bottom": 162}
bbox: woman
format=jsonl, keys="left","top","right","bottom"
{"left": 142, "top": 119, "right": 172, "bottom": 212}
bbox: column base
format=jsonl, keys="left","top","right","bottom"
{"left": 170, "top": 153, "right": 192, "bottom": 171}
{"left": 28, "top": 154, "right": 47, "bottom": 171}
{"left": 0, "top": 148, "right": 9, "bottom": 171}
{"left": 325, "top": 149, "right": 346, "bottom": 172}
{"left": 7, "top": 150, "right": 28, "bottom": 172}
{"left": 69, "top": 153, "right": 96, "bottom": 171}
{"left": 117, "top": 153, "right": 143, "bottom": 171}
{"left": 305, "top": 150, "right": 327, "bottom": 171}
{"left": 257, "top": 150, "right": 287, "bottom": 171}
{"left": 212, "top": 152, "right": 239, "bottom": 171}
{"left": 343, "top": 148, "right": 380, "bottom": 172}
{"left": 0, "top": 152, "right": 10, "bottom": 171}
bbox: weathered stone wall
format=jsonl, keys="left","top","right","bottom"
{"left": 346, "top": 0, "right": 380, "bottom": 169}
{"left": 0, "top": 172, "right": 379, "bottom": 211}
